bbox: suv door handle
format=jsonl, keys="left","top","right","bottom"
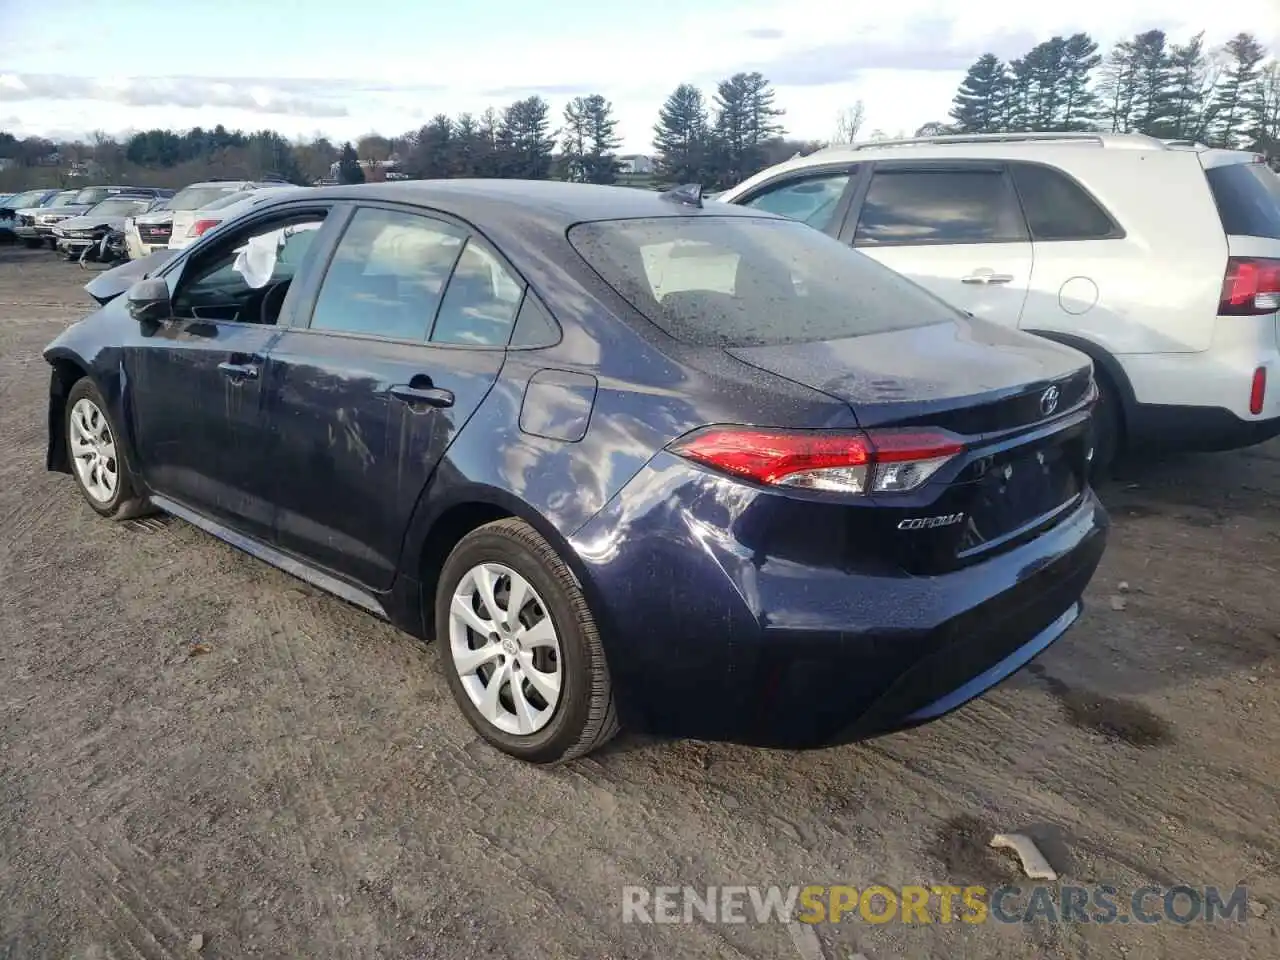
{"left": 218, "top": 360, "right": 260, "bottom": 382}
{"left": 961, "top": 271, "right": 1015, "bottom": 285}
{"left": 389, "top": 383, "right": 454, "bottom": 409}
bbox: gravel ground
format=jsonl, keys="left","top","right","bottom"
{"left": 1, "top": 245, "right": 1277, "bottom": 960}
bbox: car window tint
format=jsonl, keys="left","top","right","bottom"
{"left": 310, "top": 208, "right": 466, "bottom": 341}
{"left": 569, "top": 216, "right": 960, "bottom": 347}
{"left": 1205, "top": 161, "right": 1280, "bottom": 239}
{"left": 1010, "top": 163, "right": 1117, "bottom": 240}
{"left": 741, "top": 171, "right": 852, "bottom": 230}
{"left": 172, "top": 215, "right": 326, "bottom": 324}
{"left": 509, "top": 292, "right": 559, "bottom": 347}
{"left": 854, "top": 170, "right": 1027, "bottom": 245}
{"left": 431, "top": 239, "right": 524, "bottom": 345}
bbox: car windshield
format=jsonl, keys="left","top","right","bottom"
{"left": 170, "top": 185, "right": 243, "bottom": 211}
{"left": 86, "top": 198, "right": 152, "bottom": 217}
{"left": 49, "top": 191, "right": 79, "bottom": 207}
{"left": 73, "top": 187, "right": 118, "bottom": 205}
{"left": 8, "top": 190, "right": 51, "bottom": 208}
{"left": 567, "top": 215, "right": 958, "bottom": 347}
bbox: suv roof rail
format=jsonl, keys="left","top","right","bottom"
{"left": 823, "top": 131, "right": 1170, "bottom": 152}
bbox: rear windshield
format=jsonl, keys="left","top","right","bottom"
{"left": 1206, "top": 161, "right": 1280, "bottom": 239}
{"left": 200, "top": 191, "right": 255, "bottom": 212}
{"left": 169, "top": 185, "right": 243, "bottom": 211}
{"left": 567, "top": 216, "right": 958, "bottom": 347}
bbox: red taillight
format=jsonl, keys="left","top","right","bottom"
{"left": 668, "top": 426, "right": 964, "bottom": 495}
{"left": 1250, "top": 367, "right": 1267, "bottom": 416}
{"left": 1220, "top": 257, "right": 1280, "bottom": 316}
{"left": 189, "top": 219, "right": 218, "bottom": 237}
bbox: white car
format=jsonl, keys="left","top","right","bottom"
{"left": 717, "top": 132, "right": 1280, "bottom": 470}
{"left": 124, "top": 200, "right": 172, "bottom": 260}
{"left": 167, "top": 186, "right": 305, "bottom": 250}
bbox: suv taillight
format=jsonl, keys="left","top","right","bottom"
{"left": 189, "top": 219, "right": 218, "bottom": 238}
{"left": 1220, "top": 257, "right": 1280, "bottom": 315}
{"left": 668, "top": 426, "right": 964, "bottom": 495}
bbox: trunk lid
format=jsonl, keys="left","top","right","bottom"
{"left": 728, "top": 318, "right": 1096, "bottom": 571}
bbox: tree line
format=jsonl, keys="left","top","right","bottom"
{"left": 945, "top": 30, "right": 1279, "bottom": 153}
{"left": 0, "top": 70, "right": 815, "bottom": 193}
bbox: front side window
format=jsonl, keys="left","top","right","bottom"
{"left": 569, "top": 215, "right": 961, "bottom": 347}
{"left": 854, "top": 169, "right": 1027, "bottom": 245}
{"left": 309, "top": 207, "right": 466, "bottom": 341}
{"left": 172, "top": 213, "right": 326, "bottom": 324}
{"left": 740, "top": 171, "right": 853, "bottom": 231}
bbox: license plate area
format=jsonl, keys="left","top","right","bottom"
{"left": 954, "top": 435, "right": 1084, "bottom": 555}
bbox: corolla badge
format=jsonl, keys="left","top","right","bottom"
{"left": 897, "top": 513, "right": 965, "bottom": 530}
{"left": 1040, "top": 385, "right": 1061, "bottom": 416}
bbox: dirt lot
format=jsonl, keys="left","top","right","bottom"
{"left": 0, "top": 245, "right": 1277, "bottom": 960}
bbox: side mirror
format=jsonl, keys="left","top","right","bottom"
{"left": 125, "top": 277, "right": 170, "bottom": 323}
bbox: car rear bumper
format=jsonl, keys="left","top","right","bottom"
{"left": 568, "top": 453, "right": 1109, "bottom": 748}
{"left": 1128, "top": 402, "right": 1280, "bottom": 452}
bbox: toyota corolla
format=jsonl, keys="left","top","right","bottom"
{"left": 42, "top": 180, "right": 1108, "bottom": 762}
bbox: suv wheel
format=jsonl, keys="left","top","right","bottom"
{"left": 436, "top": 518, "right": 618, "bottom": 763}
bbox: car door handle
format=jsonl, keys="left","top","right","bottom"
{"left": 389, "top": 384, "right": 454, "bottom": 409}
{"left": 218, "top": 361, "right": 260, "bottom": 382}
{"left": 961, "top": 272, "right": 1015, "bottom": 285}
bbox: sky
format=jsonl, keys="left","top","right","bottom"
{"left": 1, "top": 0, "right": 1279, "bottom": 154}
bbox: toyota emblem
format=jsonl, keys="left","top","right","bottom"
{"left": 1040, "top": 385, "right": 1061, "bottom": 416}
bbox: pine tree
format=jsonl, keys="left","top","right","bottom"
{"left": 562, "top": 94, "right": 622, "bottom": 184}
{"left": 337, "top": 142, "right": 364, "bottom": 184}
{"left": 1210, "top": 33, "right": 1268, "bottom": 148}
{"left": 710, "top": 72, "right": 784, "bottom": 187}
{"left": 1130, "top": 30, "right": 1176, "bottom": 137}
{"left": 1098, "top": 39, "right": 1139, "bottom": 133}
{"left": 406, "top": 115, "right": 454, "bottom": 179}
{"left": 1059, "top": 33, "right": 1102, "bottom": 130}
{"left": 1255, "top": 63, "right": 1280, "bottom": 157}
{"left": 653, "top": 83, "right": 710, "bottom": 183}
{"left": 1004, "top": 57, "right": 1036, "bottom": 131}
{"left": 498, "top": 96, "right": 555, "bottom": 179}
{"left": 948, "top": 54, "right": 1009, "bottom": 133}
{"left": 1167, "top": 33, "right": 1213, "bottom": 141}
{"left": 1026, "top": 37, "right": 1068, "bottom": 130}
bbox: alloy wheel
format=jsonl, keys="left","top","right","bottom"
{"left": 69, "top": 397, "right": 118, "bottom": 504}
{"left": 448, "top": 562, "right": 563, "bottom": 736}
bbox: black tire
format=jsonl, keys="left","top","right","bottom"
{"left": 64, "top": 378, "right": 151, "bottom": 520}
{"left": 435, "top": 518, "right": 618, "bottom": 763}
{"left": 1089, "top": 370, "right": 1122, "bottom": 481}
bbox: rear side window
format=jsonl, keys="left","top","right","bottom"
{"left": 1010, "top": 163, "right": 1118, "bottom": 241}
{"left": 568, "top": 215, "right": 961, "bottom": 347}
{"left": 740, "top": 171, "right": 853, "bottom": 231}
{"left": 1206, "top": 162, "right": 1280, "bottom": 239}
{"left": 854, "top": 169, "right": 1027, "bottom": 245}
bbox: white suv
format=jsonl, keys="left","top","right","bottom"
{"left": 717, "top": 132, "right": 1280, "bottom": 470}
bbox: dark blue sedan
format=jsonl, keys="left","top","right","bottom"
{"left": 43, "top": 180, "right": 1108, "bottom": 762}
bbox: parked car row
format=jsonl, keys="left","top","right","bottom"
{"left": 2, "top": 178, "right": 306, "bottom": 262}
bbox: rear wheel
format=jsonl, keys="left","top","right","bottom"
{"left": 1089, "top": 370, "right": 1122, "bottom": 481}
{"left": 436, "top": 518, "right": 618, "bottom": 763}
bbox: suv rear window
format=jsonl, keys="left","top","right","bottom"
{"left": 568, "top": 216, "right": 959, "bottom": 347}
{"left": 1206, "top": 161, "right": 1280, "bottom": 239}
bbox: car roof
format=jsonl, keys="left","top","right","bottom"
{"left": 275, "top": 179, "right": 773, "bottom": 227}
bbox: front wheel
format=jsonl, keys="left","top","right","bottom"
{"left": 436, "top": 518, "right": 618, "bottom": 763}
{"left": 64, "top": 378, "right": 150, "bottom": 519}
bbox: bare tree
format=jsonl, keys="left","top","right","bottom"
{"left": 834, "top": 101, "right": 866, "bottom": 142}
